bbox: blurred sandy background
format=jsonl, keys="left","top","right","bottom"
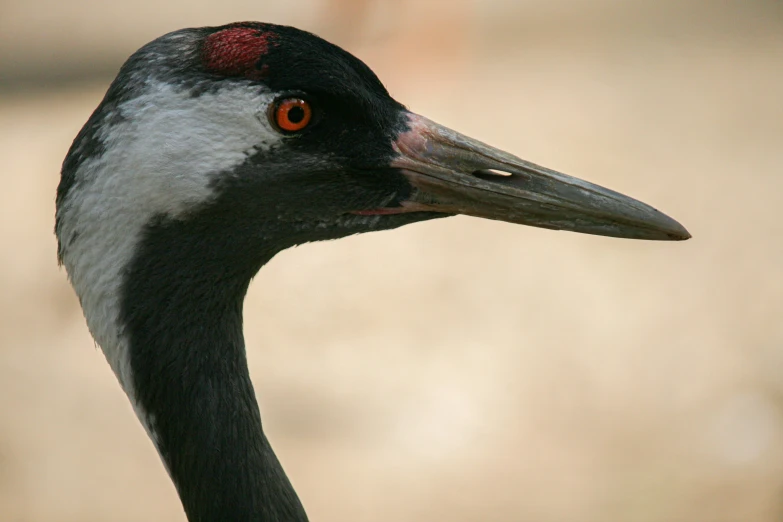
{"left": 1, "top": 0, "right": 782, "bottom": 520}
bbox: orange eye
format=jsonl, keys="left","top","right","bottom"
{"left": 273, "top": 98, "right": 312, "bottom": 132}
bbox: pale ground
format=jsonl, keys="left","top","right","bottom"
{"left": 1, "top": 1, "right": 783, "bottom": 521}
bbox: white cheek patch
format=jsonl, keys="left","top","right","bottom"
{"left": 58, "top": 81, "right": 282, "bottom": 422}
{"left": 99, "top": 82, "right": 280, "bottom": 217}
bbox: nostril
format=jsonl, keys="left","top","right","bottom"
{"left": 473, "top": 168, "right": 512, "bottom": 179}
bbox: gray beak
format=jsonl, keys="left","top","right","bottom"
{"left": 391, "top": 112, "right": 690, "bottom": 241}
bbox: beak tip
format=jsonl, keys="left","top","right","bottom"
{"left": 654, "top": 212, "right": 691, "bottom": 241}
{"left": 671, "top": 227, "right": 692, "bottom": 241}
{"left": 676, "top": 227, "right": 692, "bottom": 240}
{"left": 634, "top": 210, "right": 691, "bottom": 241}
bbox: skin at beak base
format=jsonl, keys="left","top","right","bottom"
{"left": 392, "top": 113, "right": 691, "bottom": 241}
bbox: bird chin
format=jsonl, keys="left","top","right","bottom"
{"left": 305, "top": 210, "right": 450, "bottom": 239}
{"left": 349, "top": 201, "right": 441, "bottom": 216}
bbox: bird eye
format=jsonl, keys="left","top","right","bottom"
{"left": 272, "top": 98, "right": 312, "bottom": 132}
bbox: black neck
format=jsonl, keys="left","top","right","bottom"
{"left": 120, "top": 214, "right": 308, "bottom": 522}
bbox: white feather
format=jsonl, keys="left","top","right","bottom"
{"left": 58, "top": 80, "right": 282, "bottom": 438}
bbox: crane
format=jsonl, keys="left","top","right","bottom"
{"left": 55, "top": 22, "right": 690, "bottom": 522}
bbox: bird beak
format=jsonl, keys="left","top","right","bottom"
{"left": 391, "top": 113, "right": 690, "bottom": 241}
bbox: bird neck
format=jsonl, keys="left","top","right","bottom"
{"left": 119, "top": 218, "right": 309, "bottom": 521}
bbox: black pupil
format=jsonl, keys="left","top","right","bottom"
{"left": 287, "top": 105, "right": 305, "bottom": 124}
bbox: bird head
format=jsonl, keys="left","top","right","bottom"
{"left": 54, "top": 25, "right": 690, "bottom": 521}
{"left": 56, "top": 22, "right": 689, "bottom": 282}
